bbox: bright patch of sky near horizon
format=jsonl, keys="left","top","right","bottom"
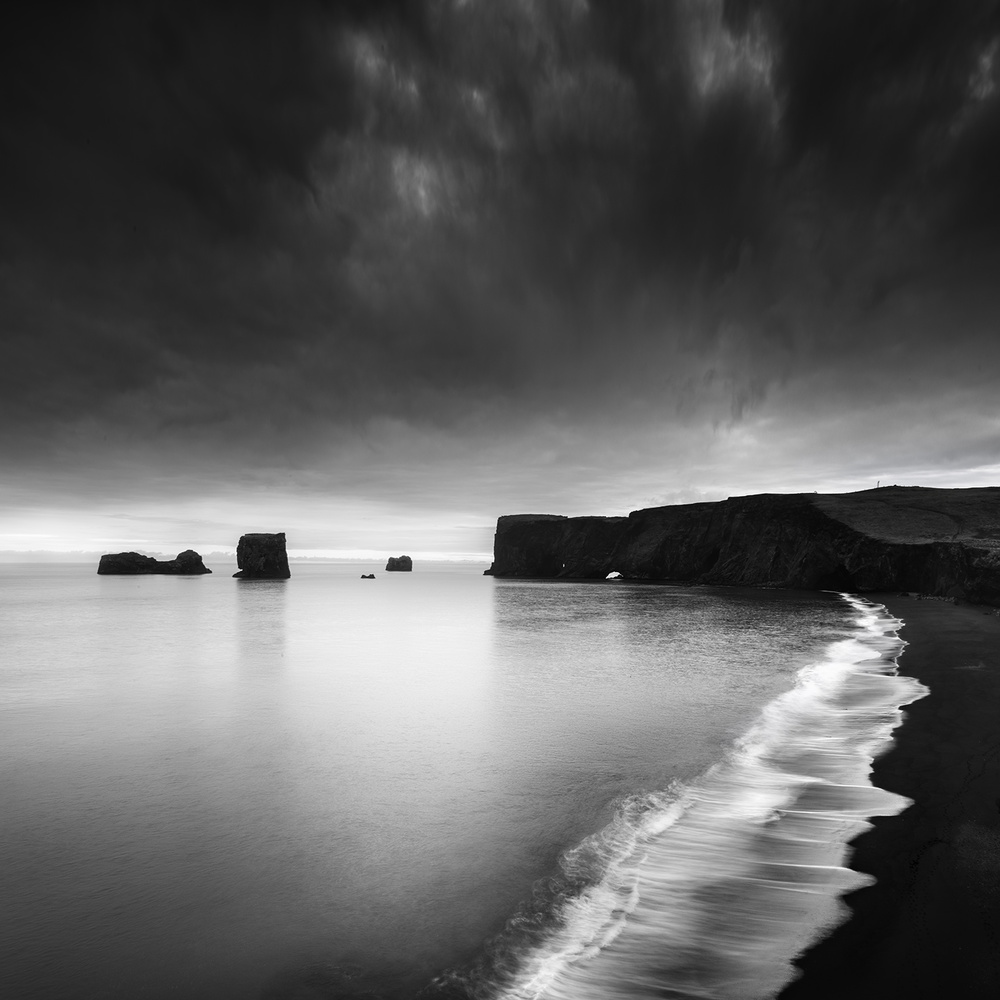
{"left": 2, "top": 0, "right": 1000, "bottom": 557}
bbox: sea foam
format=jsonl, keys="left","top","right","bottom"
{"left": 446, "top": 594, "right": 926, "bottom": 1000}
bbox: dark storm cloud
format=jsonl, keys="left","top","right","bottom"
{"left": 2, "top": 0, "right": 999, "bottom": 500}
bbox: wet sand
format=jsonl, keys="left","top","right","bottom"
{"left": 780, "top": 595, "right": 1000, "bottom": 1000}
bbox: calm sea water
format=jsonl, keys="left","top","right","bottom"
{"left": 0, "top": 563, "right": 924, "bottom": 1000}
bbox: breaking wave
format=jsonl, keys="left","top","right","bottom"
{"left": 431, "top": 594, "right": 926, "bottom": 1000}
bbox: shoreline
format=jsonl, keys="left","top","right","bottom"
{"left": 779, "top": 594, "right": 1000, "bottom": 999}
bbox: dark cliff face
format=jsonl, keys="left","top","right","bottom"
{"left": 97, "top": 549, "right": 211, "bottom": 575}
{"left": 484, "top": 514, "right": 629, "bottom": 578}
{"left": 486, "top": 488, "right": 1000, "bottom": 604}
{"left": 385, "top": 555, "right": 413, "bottom": 571}
{"left": 233, "top": 533, "right": 291, "bottom": 579}
{"left": 614, "top": 495, "right": 865, "bottom": 588}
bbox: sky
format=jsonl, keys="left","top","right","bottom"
{"left": 2, "top": 0, "right": 1000, "bottom": 559}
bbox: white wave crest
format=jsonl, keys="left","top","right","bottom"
{"left": 489, "top": 594, "right": 927, "bottom": 1000}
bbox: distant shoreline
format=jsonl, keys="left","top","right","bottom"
{"left": 780, "top": 595, "right": 1000, "bottom": 999}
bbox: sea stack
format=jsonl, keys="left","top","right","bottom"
{"left": 97, "top": 550, "right": 212, "bottom": 575}
{"left": 385, "top": 555, "right": 412, "bottom": 572}
{"left": 233, "top": 532, "right": 291, "bottom": 579}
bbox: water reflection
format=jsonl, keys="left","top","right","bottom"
{"left": 236, "top": 578, "right": 288, "bottom": 669}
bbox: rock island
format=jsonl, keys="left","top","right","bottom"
{"left": 97, "top": 550, "right": 212, "bottom": 575}
{"left": 233, "top": 532, "right": 291, "bottom": 579}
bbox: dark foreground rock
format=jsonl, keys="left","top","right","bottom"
{"left": 361, "top": 573, "right": 375, "bottom": 579}
{"left": 485, "top": 486, "right": 1000, "bottom": 605}
{"left": 98, "top": 550, "right": 212, "bottom": 575}
{"left": 385, "top": 555, "right": 412, "bottom": 572}
{"left": 233, "top": 532, "right": 291, "bottom": 579}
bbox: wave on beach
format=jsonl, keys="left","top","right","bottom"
{"left": 434, "top": 594, "right": 927, "bottom": 1000}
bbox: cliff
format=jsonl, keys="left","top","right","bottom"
{"left": 97, "top": 550, "right": 211, "bottom": 575}
{"left": 233, "top": 532, "right": 291, "bottom": 579}
{"left": 385, "top": 555, "right": 413, "bottom": 572}
{"left": 484, "top": 514, "right": 628, "bottom": 578}
{"left": 485, "top": 487, "right": 1000, "bottom": 605}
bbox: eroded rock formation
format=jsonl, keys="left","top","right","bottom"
{"left": 485, "top": 487, "right": 1000, "bottom": 605}
{"left": 97, "top": 550, "right": 211, "bottom": 575}
{"left": 233, "top": 532, "right": 291, "bottom": 579}
{"left": 385, "top": 555, "right": 412, "bottom": 571}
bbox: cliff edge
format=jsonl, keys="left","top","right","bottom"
{"left": 485, "top": 487, "right": 1000, "bottom": 605}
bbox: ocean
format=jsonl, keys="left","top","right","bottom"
{"left": 0, "top": 562, "right": 926, "bottom": 1000}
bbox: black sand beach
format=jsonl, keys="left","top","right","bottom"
{"left": 781, "top": 596, "right": 1000, "bottom": 999}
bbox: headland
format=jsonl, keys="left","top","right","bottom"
{"left": 485, "top": 486, "right": 1000, "bottom": 605}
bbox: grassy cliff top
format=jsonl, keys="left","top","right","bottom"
{"left": 813, "top": 486, "right": 1000, "bottom": 548}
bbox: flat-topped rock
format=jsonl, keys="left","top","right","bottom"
{"left": 385, "top": 555, "right": 412, "bottom": 572}
{"left": 233, "top": 532, "right": 291, "bottom": 579}
{"left": 98, "top": 549, "right": 212, "bottom": 575}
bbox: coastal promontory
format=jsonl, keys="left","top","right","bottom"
{"left": 485, "top": 487, "right": 1000, "bottom": 605}
{"left": 97, "top": 550, "right": 212, "bottom": 575}
{"left": 233, "top": 532, "right": 291, "bottom": 579}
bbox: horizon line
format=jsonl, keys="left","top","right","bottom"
{"left": 0, "top": 549, "right": 493, "bottom": 564}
